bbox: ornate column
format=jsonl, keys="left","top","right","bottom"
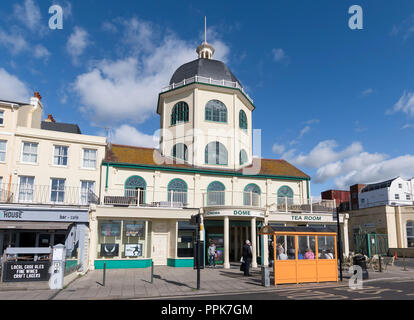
{"left": 251, "top": 217, "right": 257, "bottom": 268}
{"left": 224, "top": 216, "right": 230, "bottom": 269}
{"left": 234, "top": 226, "right": 239, "bottom": 261}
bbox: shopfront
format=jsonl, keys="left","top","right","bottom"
{"left": 0, "top": 206, "right": 89, "bottom": 270}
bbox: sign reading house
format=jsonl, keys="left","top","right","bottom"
{"left": 2, "top": 261, "right": 51, "bottom": 282}
{"left": 0, "top": 208, "right": 89, "bottom": 223}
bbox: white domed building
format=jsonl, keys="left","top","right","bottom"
{"left": 88, "top": 37, "right": 349, "bottom": 270}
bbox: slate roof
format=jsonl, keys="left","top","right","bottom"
{"left": 104, "top": 144, "right": 310, "bottom": 179}
{"left": 41, "top": 121, "right": 82, "bottom": 134}
{"left": 170, "top": 58, "right": 242, "bottom": 87}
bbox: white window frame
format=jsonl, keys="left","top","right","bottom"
{"left": 395, "top": 194, "right": 400, "bottom": 200}
{"left": 82, "top": 148, "right": 97, "bottom": 169}
{"left": 0, "top": 140, "right": 6, "bottom": 162}
{"left": 53, "top": 145, "right": 68, "bottom": 167}
{"left": 80, "top": 180, "right": 95, "bottom": 205}
{"left": 0, "top": 110, "right": 4, "bottom": 126}
{"left": 50, "top": 178, "right": 65, "bottom": 203}
{"left": 21, "top": 142, "right": 39, "bottom": 164}
{"left": 18, "top": 176, "right": 35, "bottom": 203}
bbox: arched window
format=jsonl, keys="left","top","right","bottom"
{"left": 172, "top": 143, "right": 188, "bottom": 161}
{"left": 407, "top": 221, "right": 414, "bottom": 247}
{"left": 168, "top": 178, "right": 188, "bottom": 205}
{"left": 205, "top": 141, "right": 228, "bottom": 165}
{"left": 125, "top": 176, "right": 146, "bottom": 204}
{"left": 244, "top": 183, "right": 261, "bottom": 206}
{"left": 277, "top": 186, "right": 294, "bottom": 205}
{"left": 207, "top": 181, "right": 225, "bottom": 206}
{"left": 239, "top": 149, "right": 248, "bottom": 165}
{"left": 205, "top": 100, "right": 227, "bottom": 123}
{"left": 171, "top": 101, "right": 189, "bottom": 126}
{"left": 239, "top": 110, "right": 247, "bottom": 130}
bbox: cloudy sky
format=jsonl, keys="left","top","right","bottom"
{"left": 0, "top": 0, "right": 414, "bottom": 197}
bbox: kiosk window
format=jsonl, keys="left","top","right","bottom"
{"left": 298, "top": 236, "right": 316, "bottom": 260}
{"left": 122, "top": 221, "right": 145, "bottom": 258}
{"left": 317, "top": 236, "right": 335, "bottom": 259}
{"left": 275, "top": 235, "right": 295, "bottom": 260}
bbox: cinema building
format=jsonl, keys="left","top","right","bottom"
{"left": 88, "top": 39, "right": 349, "bottom": 270}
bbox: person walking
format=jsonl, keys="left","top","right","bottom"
{"left": 268, "top": 241, "right": 274, "bottom": 267}
{"left": 242, "top": 240, "right": 253, "bottom": 276}
{"left": 208, "top": 242, "right": 216, "bottom": 267}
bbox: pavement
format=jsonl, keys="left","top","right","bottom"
{"left": 0, "top": 261, "right": 412, "bottom": 300}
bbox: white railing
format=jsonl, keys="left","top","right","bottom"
{"left": 203, "top": 191, "right": 262, "bottom": 207}
{"left": 162, "top": 75, "right": 253, "bottom": 103}
{"left": 0, "top": 184, "right": 98, "bottom": 206}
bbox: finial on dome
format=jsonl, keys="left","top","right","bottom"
{"left": 196, "top": 16, "right": 215, "bottom": 59}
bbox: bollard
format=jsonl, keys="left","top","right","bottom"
{"left": 151, "top": 261, "right": 154, "bottom": 283}
{"left": 403, "top": 254, "right": 407, "bottom": 271}
{"left": 103, "top": 262, "right": 106, "bottom": 286}
{"left": 379, "top": 255, "right": 382, "bottom": 273}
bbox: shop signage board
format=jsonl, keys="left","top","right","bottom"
{"left": 205, "top": 209, "right": 265, "bottom": 218}
{"left": 269, "top": 213, "right": 344, "bottom": 223}
{"left": 0, "top": 208, "right": 89, "bottom": 223}
{"left": 2, "top": 261, "right": 50, "bottom": 282}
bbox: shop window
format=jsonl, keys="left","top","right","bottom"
{"left": 298, "top": 235, "right": 316, "bottom": 260}
{"left": 317, "top": 236, "right": 335, "bottom": 259}
{"left": 275, "top": 235, "right": 295, "bottom": 260}
{"left": 122, "top": 221, "right": 146, "bottom": 258}
{"left": 98, "top": 220, "right": 122, "bottom": 259}
{"left": 177, "top": 221, "right": 196, "bottom": 257}
{"left": 407, "top": 221, "right": 414, "bottom": 247}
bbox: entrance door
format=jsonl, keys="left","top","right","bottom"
{"left": 152, "top": 234, "right": 168, "bottom": 265}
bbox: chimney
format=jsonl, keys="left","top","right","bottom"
{"left": 45, "top": 114, "right": 56, "bottom": 123}
{"left": 30, "top": 91, "right": 42, "bottom": 109}
{"left": 34, "top": 91, "right": 42, "bottom": 100}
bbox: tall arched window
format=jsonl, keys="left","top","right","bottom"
{"left": 168, "top": 178, "right": 188, "bottom": 205}
{"left": 125, "top": 176, "right": 146, "bottom": 204}
{"left": 205, "top": 100, "right": 227, "bottom": 123}
{"left": 277, "top": 186, "right": 294, "bottom": 205}
{"left": 407, "top": 221, "right": 414, "bottom": 247}
{"left": 205, "top": 141, "right": 228, "bottom": 165}
{"left": 172, "top": 143, "right": 188, "bottom": 161}
{"left": 239, "top": 149, "right": 248, "bottom": 165}
{"left": 171, "top": 101, "right": 189, "bottom": 126}
{"left": 239, "top": 110, "right": 247, "bottom": 130}
{"left": 244, "top": 183, "right": 261, "bottom": 206}
{"left": 207, "top": 181, "right": 225, "bottom": 206}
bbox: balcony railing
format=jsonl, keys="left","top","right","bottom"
{"left": 103, "top": 190, "right": 189, "bottom": 208}
{"left": 0, "top": 184, "right": 98, "bottom": 206}
{"left": 162, "top": 75, "right": 254, "bottom": 104}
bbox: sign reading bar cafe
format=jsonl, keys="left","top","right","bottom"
{"left": 0, "top": 208, "right": 89, "bottom": 223}
{"left": 2, "top": 261, "right": 50, "bottom": 282}
{"left": 205, "top": 209, "right": 265, "bottom": 218}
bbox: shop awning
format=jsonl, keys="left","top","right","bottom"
{"left": 0, "top": 221, "right": 73, "bottom": 230}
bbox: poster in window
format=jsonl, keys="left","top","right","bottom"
{"left": 100, "top": 222, "right": 121, "bottom": 237}
{"left": 125, "top": 223, "right": 144, "bottom": 237}
{"left": 125, "top": 244, "right": 143, "bottom": 257}
{"left": 100, "top": 243, "right": 119, "bottom": 257}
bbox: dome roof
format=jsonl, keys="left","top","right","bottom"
{"left": 169, "top": 58, "right": 242, "bottom": 88}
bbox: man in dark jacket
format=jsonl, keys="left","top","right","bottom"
{"left": 242, "top": 240, "right": 252, "bottom": 276}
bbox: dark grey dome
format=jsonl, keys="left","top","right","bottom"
{"left": 169, "top": 58, "right": 242, "bottom": 87}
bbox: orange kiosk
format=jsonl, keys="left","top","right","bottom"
{"left": 260, "top": 225, "right": 338, "bottom": 286}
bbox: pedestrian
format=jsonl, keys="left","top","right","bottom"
{"left": 242, "top": 240, "right": 253, "bottom": 276}
{"left": 208, "top": 241, "right": 216, "bottom": 267}
{"left": 268, "top": 241, "right": 274, "bottom": 267}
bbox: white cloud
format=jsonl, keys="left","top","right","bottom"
{"left": 0, "top": 28, "right": 28, "bottom": 54}
{"left": 304, "top": 119, "right": 320, "bottom": 125}
{"left": 0, "top": 68, "right": 30, "bottom": 102}
{"left": 388, "top": 91, "right": 414, "bottom": 117}
{"left": 111, "top": 124, "right": 158, "bottom": 148}
{"left": 362, "top": 88, "right": 374, "bottom": 96}
{"left": 402, "top": 123, "right": 414, "bottom": 129}
{"left": 272, "top": 48, "right": 288, "bottom": 63}
{"left": 283, "top": 139, "right": 414, "bottom": 190}
{"left": 73, "top": 18, "right": 230, "bottom": 124}
{"left": 34, "top": 45, "right": 50, "bottom": 60}
{"left": 272, "top": 144, "right": 285, "bottom": 155}
{"left": 14, "top": 0, "right": 42, "bottom": 32}
{"left": 298, "top": 125, "right": 310, "bottom": 139}
{"left": 66, "top": 27, "right": 90, "bottom": 65}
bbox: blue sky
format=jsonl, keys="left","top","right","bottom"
{"left": 1, "top": 0, "right": 414, "bottom": 197}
